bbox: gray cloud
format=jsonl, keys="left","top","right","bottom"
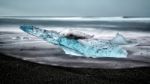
{"left": 0, "top": 0, "right": 150, "bottom": 16}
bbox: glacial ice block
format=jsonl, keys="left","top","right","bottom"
{"left": 20, "top": 25, "right": 128, "bottom": 58}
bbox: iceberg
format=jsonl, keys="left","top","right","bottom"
{"left": 20, "top": 25, "right": 128, "bottom": 58}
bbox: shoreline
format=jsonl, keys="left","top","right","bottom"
{"left": 0, "top": 53, "right": 150, "bottom": 84}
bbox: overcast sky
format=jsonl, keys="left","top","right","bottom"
{"left": 0, "top": 0, "right": 150, "bottom": 16}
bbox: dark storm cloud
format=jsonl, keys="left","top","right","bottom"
{"left": 0, "top": 0, "right": 150, "bottom": 16}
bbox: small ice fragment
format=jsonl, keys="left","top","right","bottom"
{"left": 111, "top": 33, "right": 128, "bottom": 45}
{"left": 12, "top": 36, "right": 30, "bottom": 40}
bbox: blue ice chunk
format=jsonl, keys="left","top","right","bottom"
{"left": 20, "top": 25, "right": 127, "bottom": 58}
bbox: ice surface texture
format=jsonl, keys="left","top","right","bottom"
{"left": 20, "top": 25, "right": 128, "bottom": 58}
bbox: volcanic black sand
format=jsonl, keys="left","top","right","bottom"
{"left": 0, "top": 53, "right": 150, "bottom": 84}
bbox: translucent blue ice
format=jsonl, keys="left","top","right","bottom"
{"left": 111, "top": 33, "right": 128, "bottom": 45}
{"left": 20, "top": 25, "right": 128, "bottom": 58}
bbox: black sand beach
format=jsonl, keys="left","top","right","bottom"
{"left": 0, "top": 53, "right": 150, "bottom": 84}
